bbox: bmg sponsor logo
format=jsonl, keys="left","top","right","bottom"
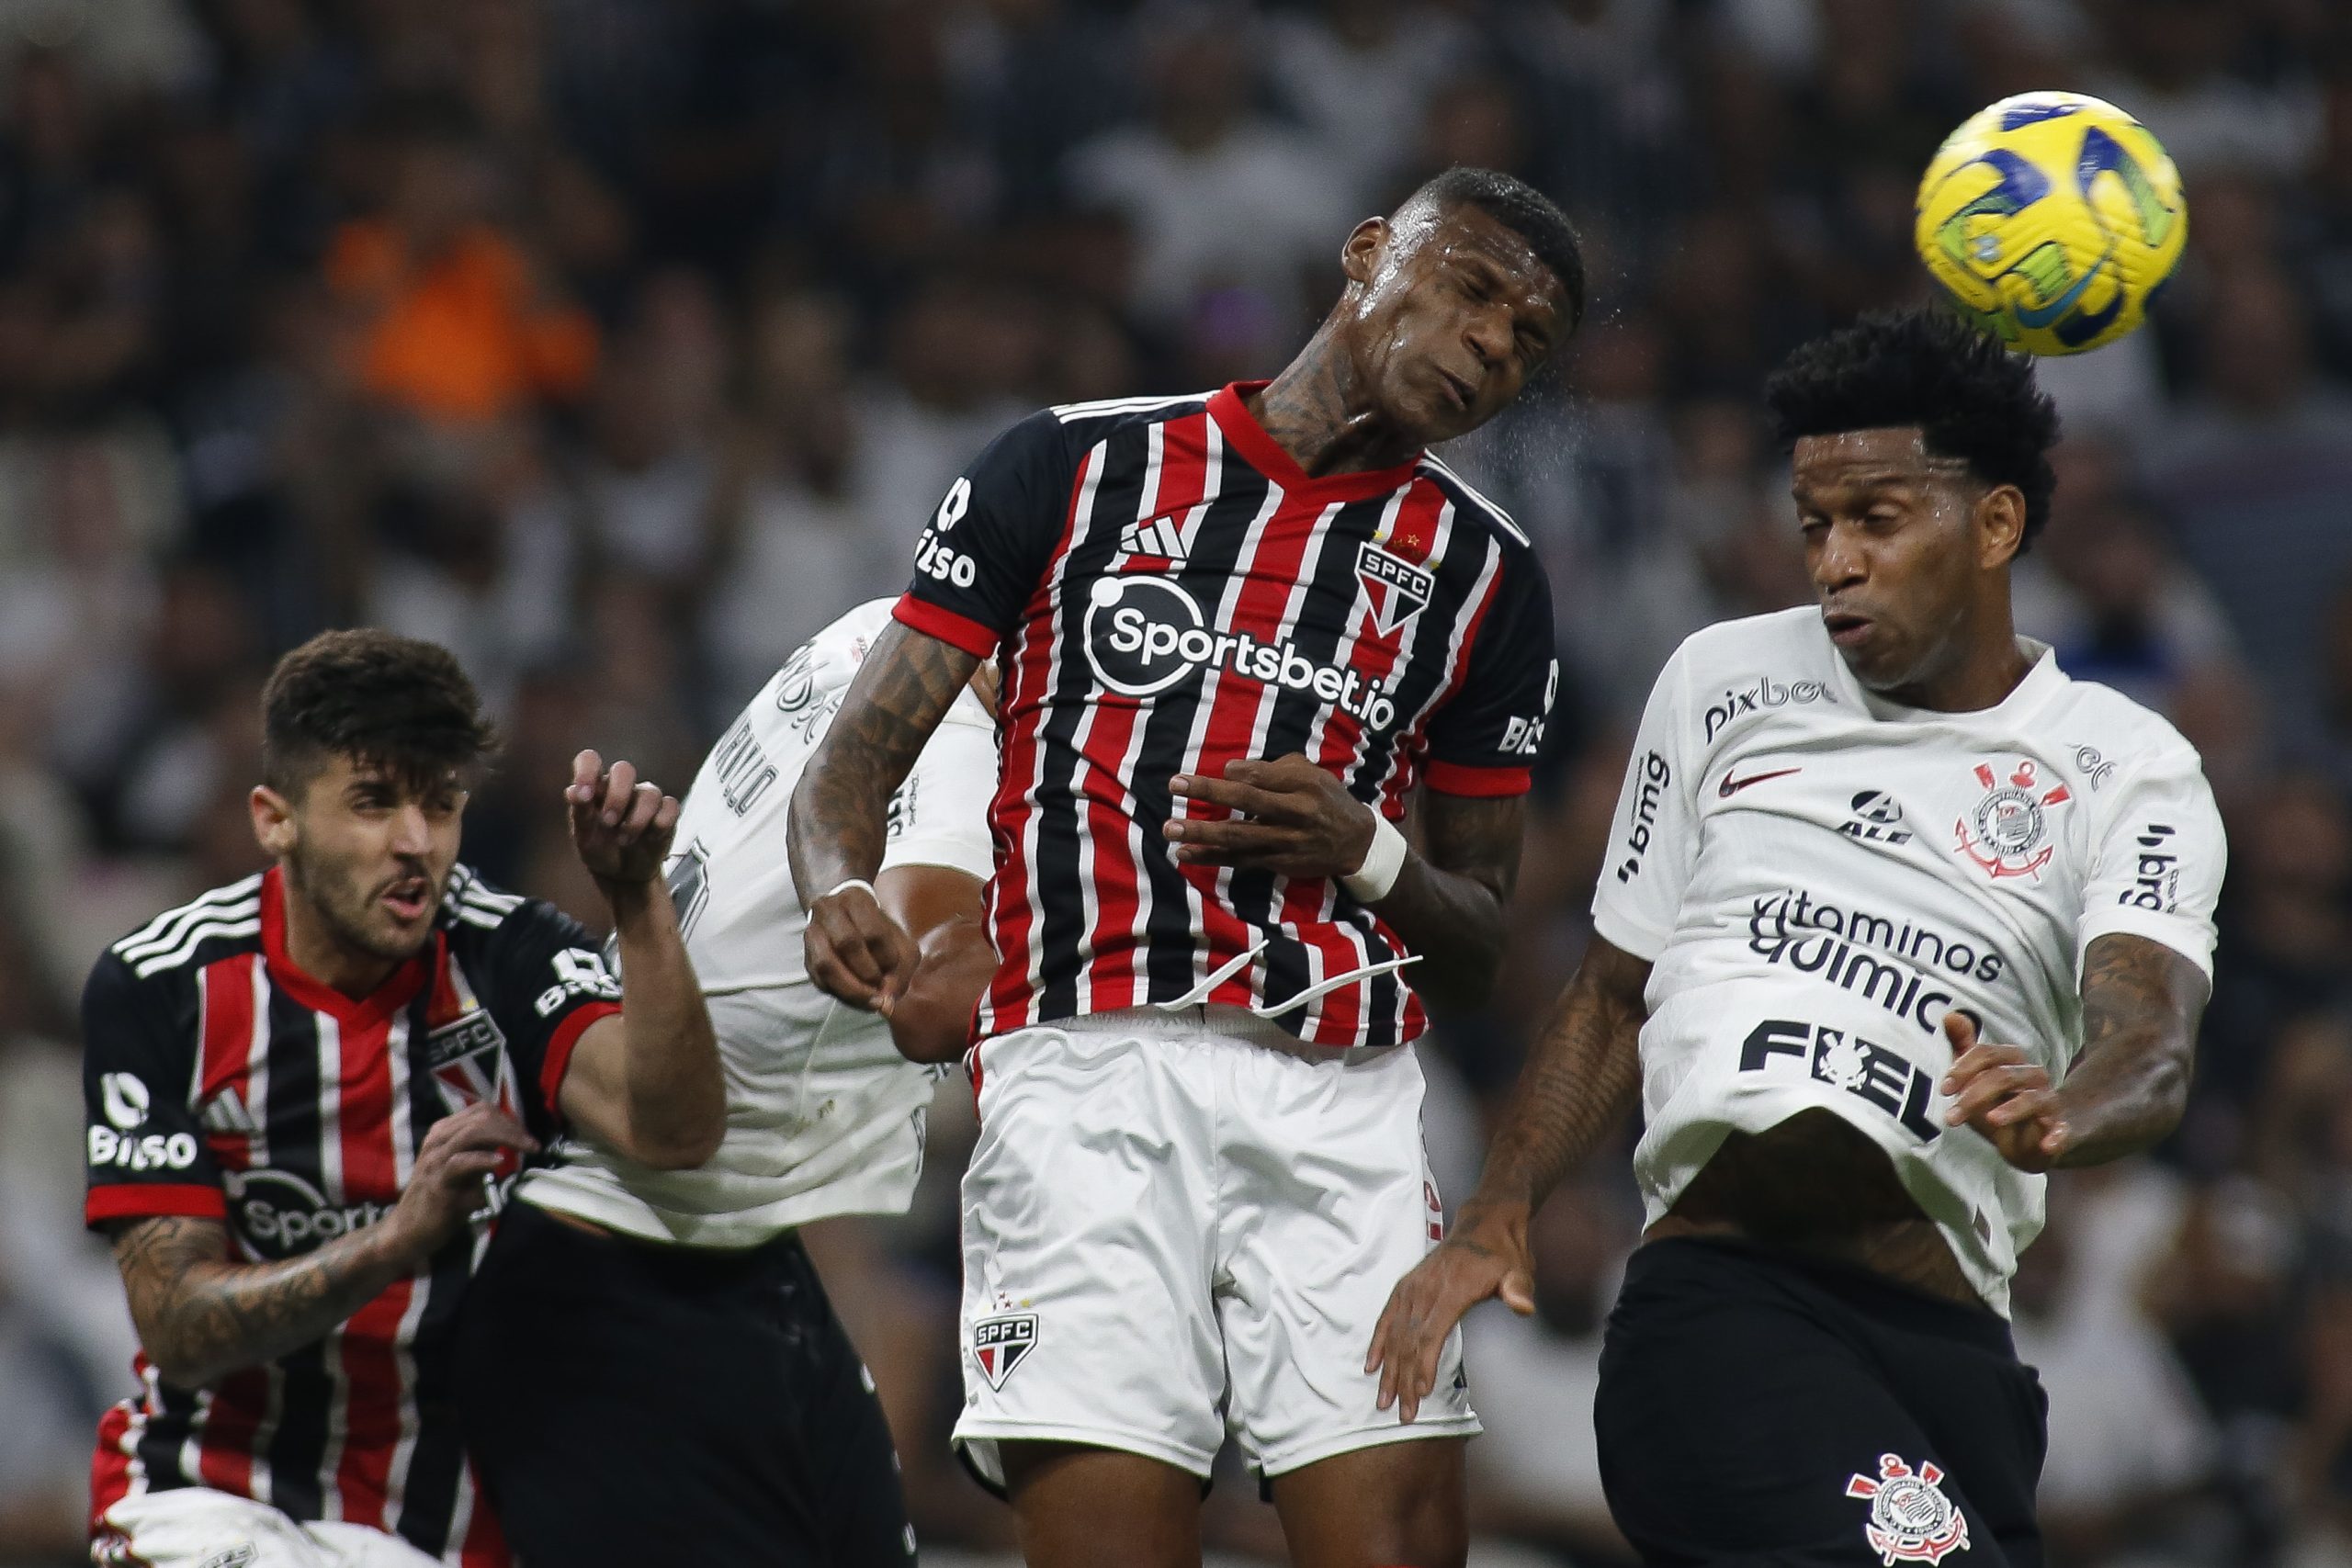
{"left": 1080, "top": 574, "right": 1397, "bottom": 728}
{"left": 1615, "top": 750, "right": 1671, "bottom": 884}
{"left": 2119, "top": 823, "right": 2180, "bottom": 911}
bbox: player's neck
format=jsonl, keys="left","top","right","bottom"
{"left": 1249, "top": 337, "right": 1420, "bottom": 478}
{"left": 277, "top": 874, "right": 405, "bottom": 998}
{"left": 1881, "top": 605, "right": 2034, "bottom": 714}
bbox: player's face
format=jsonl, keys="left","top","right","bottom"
{"left": 1792, "top": 428, "right": 2012, "bottom": 696}
{"left": 257, "top": 755, "right": 467, "bottom": 965}
{"left": 1339, "top": 203, "right": 1566, "bottom": 445}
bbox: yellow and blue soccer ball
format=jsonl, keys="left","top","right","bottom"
{"left": 1914, "top": 92, "right": 2187, "bottom": 355}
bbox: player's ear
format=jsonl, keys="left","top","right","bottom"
{"left": 251, "top": 784, "right": 299, "bottom": 860}
{"left": 1976, "top": 483, "right": 2026, "bottom": 570}
{"left": 1340, "top": 217, "right": 1388, "bottom": 287}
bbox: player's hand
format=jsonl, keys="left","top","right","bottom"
{"left": 1164, "top": 753, "right": 1379, "bottom": 880}
{"left": 383, "top": 1102, "right": 537, "bottom": 1261}
{"left": 804, "top": 882, "right": 919, "bottom": 1017}
{"left": 566, "top": 750, "right": 681, "bottom": 888}
{"left": 1939, "top": 1011, "right": 2070, "bottom": 1172}
{"left": 1365, "top": 1198, "right": 1535, "bottom": 1424}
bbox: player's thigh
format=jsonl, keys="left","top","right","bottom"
{"left": 1217, "top": 1043, "right": 1476, "bottom": 1482}
{"left": 1268, "top": 1432, "right": 1468, "bottom": 1568}
{"left": 96, "top": 1488, "right": 341, "bottom": 1568}
{"left": 775, "top": 1235, "right": 917, "bottom": 1566}
{"left": 998, "top": 1442, "right": 1202, "bottom": 1568}
{"left": 954, "top": 1024, "right": 1226, "bottom": 1487}
{"left": 1595, "top": 1242, "right": 2008, "bottom": 1568}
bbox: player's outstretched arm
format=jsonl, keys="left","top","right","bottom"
{"left": 788, "top": 621, "right": 980, "bottom": 1015}
{"left": 876, "top": 864, "right": 992, "bottom": 1064}
{"left": 109, "top": 1102, "right": 536, "bottom": 1388}
{"left": 1366, "top": 935, "right": 1650, "bottom": 1421}
{"left": 558, "top": 750, "right": 726, "bottom": 1169}
{"left": 1940, "top": 932, "right": 2208, "bottom": 1173}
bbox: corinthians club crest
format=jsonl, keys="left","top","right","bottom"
{"left": 1845, "top": 1453, "right": 1970, "bottom": 1564}
{"left": 1953, "top": 759, "right": 2070, "bottom": 882}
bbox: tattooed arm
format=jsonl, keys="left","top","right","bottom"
{"left": 1939, "top": 932, "right": 2209, "bottom": 1172}
{"left": 788, "top": 621, "right": 980, "bottom": 1014}
{"left": 1365, "top": 935, "right": 1651, "bottom": 1421}
{"left": 107, "top": 1102, "right": 536, "bottom": 1388}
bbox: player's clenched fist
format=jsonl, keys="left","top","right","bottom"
{"left": 385, "top": 1102, "right": 538, "bottom": 1260}
{"left": 1939, "top": 1010, "right": 2070, "bottom": 1172}
{"left": 567, "top": 750, "right": 681, "bottom": 887}
{"left": 1365, "top": 1198, "right": 1536, "bottom": 1425}
{"left": 1165, "top": 753, "right": 1379, "bottom": 878}
{"left": 804, "top": 881, "right": 919, "bottom": 1017}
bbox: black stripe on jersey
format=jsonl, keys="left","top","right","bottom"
{"left": 390, "top": 982, "right": 471, "bottom": 1557}
{"left": 1348, "top": 495, "right": 1502, "bottom": 801}
{"left": 1030, "top": 419, "right": 1159, "bottom": 1020}
{"left": 256, "top": 980, "right": 330, "bottom": 1516}
{"left": 1137, "top": 433, "right": 1275, "bottom": 1007}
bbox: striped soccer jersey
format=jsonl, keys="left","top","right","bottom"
{"left": 82, "top": 864, "right": 625, "bottom": 1566}
{"left": 896, "top": 381, "right": 1557, "bottom": 1050}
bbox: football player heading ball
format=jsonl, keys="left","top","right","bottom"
{"left": 1373, "top": 306, "right": 2223, "bottom": 1566}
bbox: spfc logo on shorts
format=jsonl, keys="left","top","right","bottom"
{"left": 1845, "top": 1453, "right": 1970, "bottom": 1564}
{"left": 1356, "top": 542, "right": 1432, "bottom": 637}
{"left": 972, "top": 1313, "right": 1038, "bottom": 1390}
{"left": 1953, "top": 759, "right": 2070, "bottom": 882}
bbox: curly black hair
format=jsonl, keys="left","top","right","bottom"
{"left": 1412, "top": 166, "right": 1587, "bottom": 332}
{"left": 1763, "top": 306, "right": 2062, "bottom": 548}
{"left": 261, "top": 628, "right": 499, "bottom": 798}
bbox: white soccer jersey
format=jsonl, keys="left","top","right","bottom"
{"left": 1595, "top": 607, "right": 2224, "bottom": 1314}
{"left": 518, "top": 600, "right": 1000, "bottom": 1247}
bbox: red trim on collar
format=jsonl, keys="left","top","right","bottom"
{"left": 260, "top": 865, "right": 437, "bottom": 1026}
{"left": 1206, "top": 382, "right": 1425, "bottom": 503}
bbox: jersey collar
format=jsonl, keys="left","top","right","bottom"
{"left": 1823, "top": 627, "right": 2068, "bottom": 728}
{"left": 1207, "top": 381, "right": 1426, "bottom": 503}
{"left": 260, "top": 864, "right": 439, "bottom": 1026}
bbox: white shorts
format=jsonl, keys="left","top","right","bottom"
{"left": 95, "top": 1488, "right": 444, "bottom": 1568}
{"left": 953, "top": 1005, "right": 1478, "bottom": 1486}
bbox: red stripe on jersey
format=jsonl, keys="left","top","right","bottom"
{"left": 88, "top": 1396, "right": 137, "bottom": 1528}
{"left": 86, "top": 1183, "right": 227, "bottom": 1224}
{"left": 892, "top": 594, "right": 1000, "bottom": 660}
{"left": 1384, "top": 545, "right": 1507, "bottom": 821}
{"left": 197, "top": 953, "right": 261, "bottom": 1171}
{"left": 1079, "top": 412, "right": 1210, "bottom": 1011}
{"left": 983, "top": 444, "right": 1096, "bottom": 1032}
{"left": 193, "top": 1367, "right": 271, "bottom": 1499}
{"left": 427, "top": 936, "right": 466, "bottom": 1030}
{"left": 329, "top": 1006, "right": 402, "bottom": 1529}
{"left": 540, "top": 999, "right": 621, "bottom": 1110}
{"left": 1425, "top": 761, "right": 1533, "bottom": 796}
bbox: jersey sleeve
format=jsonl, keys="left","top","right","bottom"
{"left": 83, "top": 952, "right": 224, "bottom": 1228}
{"left": 2075, "top": 748, "right": 2227, "bottom": 979}
{"left": 894, "top": 409, "right": 1076, "bottom": 660}
{"left": 878, "top": 694, "right": 1000, "bottom": 885}
{"left": 1589, "top": 644, "right": 1703, "bottom": 963}
{"left": 1419, "top": 553, "right": 1557, "bottom": 796}
{"left": 472, "top": 900, "right": 625, "bottom": 1131}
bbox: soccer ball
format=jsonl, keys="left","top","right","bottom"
{"left": 1914, "top": 92, "right": 2187, "bottom": 356}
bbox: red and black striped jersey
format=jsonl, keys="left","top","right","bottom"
{"left": 896, "top": 382, "right": 1557, "bottom": 1050}
{"left": 82, "top": 864, "right": 623, "bottom": 1566}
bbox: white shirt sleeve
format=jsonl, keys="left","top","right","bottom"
{"left": 2075, "top": 746, "right": 2226, "bottom": 979}
{"left": 877, "top": 697, "right": 999, "bottom": 886}
{"left": 1590, "top": 645, "right": 1703, "bottom": 962}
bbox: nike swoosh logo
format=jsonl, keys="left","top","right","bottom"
{"left": 1718, "top": 766, "right": 1802, "bottom": 798}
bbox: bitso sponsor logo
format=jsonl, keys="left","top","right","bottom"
{"left": 1954, "top": 759, "right": 2071, "bottom": 882}
{"left": 87, "top": 1124, "right": 198, "bottom": 1173}
{"left": 1080, "top": 575, "right": 1398, "bottom": 728}
{"left": 534, "top": 948, "right": 620, "bottom": 1018}
{"left": 1845, "top": 1453, "right": 1970, "bottom": 1564}
{"left": 100, "top": 1072, "right": 151, "bottom": 1130}
{"left": 1702, "top": 675, "right": 1832, "bottom": 743}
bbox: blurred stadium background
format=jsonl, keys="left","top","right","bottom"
{"left": 0, "top": 0, "right": 2347, "bottom": 1562}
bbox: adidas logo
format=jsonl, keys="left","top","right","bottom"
{"left": 1120, "top": 510, "right": 1193, "bottom": 561}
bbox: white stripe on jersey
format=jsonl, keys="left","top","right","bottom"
{"left": 1419, "top": 454, "right": 1530, "bottom": 546}
{"left": 130, "top": 915, "right": 264, "bottom": 978}
{"left": 1053, "top": 391, "right": 1207, "bottom": 423}
{"left": 116, "top": 874, "right": 264, "bottom": 962}
{"left": 380, "top": 1014, "right": 433, "bottom": 1537}
{"left": 313, "top": 1010, "right": 348, "bottom": 1522}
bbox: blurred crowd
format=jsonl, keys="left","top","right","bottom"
{"left": 1, "top": 0, "right": 2350, "bottom": 1562}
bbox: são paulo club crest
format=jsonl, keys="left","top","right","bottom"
{"left": 1953, "top": 759, "right": 2070, "bottom": 882}
{"left": 1845, "top": 1453, "right": 1971, "bottom": 1564}
{"left": 1356, "top": 541, "right": 1433, "bottom": 637}
{"left": 971, "top": 1310, "right": 1038, "bottom": 1391}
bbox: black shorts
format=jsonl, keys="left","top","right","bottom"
{"left": 1595, "top": 1236, "right": 2047, "bottom": 1568}
{"left": 453, "top": 1199, "right": 914, "bottom": 1567}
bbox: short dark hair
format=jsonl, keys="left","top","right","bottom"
{"left": 1412, "top": 166, "right": 1587, "bottom": 331}
{"left": 1764, "top": 306, "right": 2062, "bottom": 548}
{"left": 261, "top": 629, "right": 498, "bottom": 799}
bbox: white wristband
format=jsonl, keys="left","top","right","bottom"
{"left": 1340, "top": 813, "right": 1408, "bottom": 903}
{"left": 826, "top": 877, "right": 877, "bottom": 904}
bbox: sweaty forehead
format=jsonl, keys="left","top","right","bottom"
{"left": 1411, "top": 203, "right": 1560, "bottom": 304}
{"left": 1791, "top": 428, "right": 1946, "bottom": 491}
